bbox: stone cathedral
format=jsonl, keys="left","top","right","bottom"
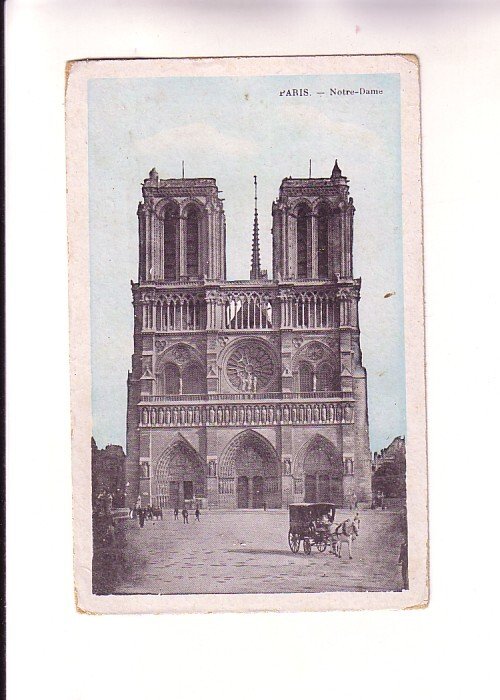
{"left": 125, "top": 162, "right": 372, "bottom": 510}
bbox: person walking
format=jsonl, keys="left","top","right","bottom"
{"left": 138, "top": 508, "right": 145, "bottom": 528}
{"left": 174, "top": 507, "right": 179, "bottom": 521}
{"left": 379, "top": 490, "right": 385, "bottom": 510}
{"left": 182, "top": 507, "right": 189, "bottom": 524}
{"left": 195, "top": 507, "right": 200, "bottom": 522}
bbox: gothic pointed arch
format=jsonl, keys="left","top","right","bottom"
{"left": 298, "top": 361, "right": 314, "bottom": 392}
{"left": 295, "top": 202, "right": 312, "bottom": 279}
{"left": 156, "top": 434, "right": 205, "bottom": 505}
{"left": 219, "top": 430, "right": 281, "bottom": 508}
{"left": 183, "top": 202, "right": 203, "bottom": 278}
{"left": 317, "top": 202, "right": 330, "bottom": 279}
{"left": 294, "top": 434, "right": 343, "bottom": 503}
{"left": 292, "top": 340, "right": 335, "bottom": 373}
{"left": 160, "top": 200, "right": 181, "bottom": 280}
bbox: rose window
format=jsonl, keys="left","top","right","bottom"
{"left": 226, "top": 342, "right": 275, "bottom": 392}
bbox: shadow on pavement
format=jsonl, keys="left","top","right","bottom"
{"left": 226, "top": 548, "right": 318, "bottom": 557}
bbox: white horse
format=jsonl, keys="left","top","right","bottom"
{"left": 330, "top": 517, "right": 360, "bottom": 559}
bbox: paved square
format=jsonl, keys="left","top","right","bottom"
{"left": 112, "top": 509, "right": 405, "bottom": 594}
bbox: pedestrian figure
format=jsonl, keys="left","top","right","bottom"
{"left": 174, "top": 507, "right": 179, "bottom": 520}
{"left": 353, "top": 512, "right": 361, "bottom": 536}
{"left": 263, "top": 502, "right": 267, "bottom": 512}
{"left": 182, "top": 507, "right": 189, "bottom": 524}
{"left": 399, "top": 539, "right": 409, "bottom": 589}
{"left": 195, "top": 507, "right": 200, "bottom": 521}
{"left": 138, "top": 508, "right": 145, "bottom": 528}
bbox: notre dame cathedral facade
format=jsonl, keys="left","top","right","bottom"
{"left": 125, "top": 161, "right": 372, "bottom": 509}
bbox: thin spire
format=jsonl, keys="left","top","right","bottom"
{"left": 309, "top": 159, "right": 312, "bottom": 178}
{"left": 182, "top": 160, "right": 185, "bottom": 178}
{"left": 250, "top": 175, "right": 262, "bottom": 280}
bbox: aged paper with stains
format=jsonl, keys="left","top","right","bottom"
{"left": 67, "top": 55, "right": 427, "bottom": 613}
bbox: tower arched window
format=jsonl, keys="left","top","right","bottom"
{"left": 186, "top": 207, "right": 199, "bottom": 277}
{"left": 298, "top": 361, "right": 314, "bottom": 392}
{"left": 182, "top": 363, "right": 206, "bottom": 395}
{"left": 163, "top": 204, "right": 178, "bottom": 281}
{"left": 317, "top": 204, "right": 329, "bottom": 279}
{"left": 163, "top": 363, "right": 181, "bottom": 395}
{"left": 296, "top": 205, "right": 309, "bottom": 279}
{"left": 316, "top": 362, "right": 334, "bottom": 392}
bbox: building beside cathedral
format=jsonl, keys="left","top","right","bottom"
{"left": 125, "top": 162, "right": 372, "bottom": 509}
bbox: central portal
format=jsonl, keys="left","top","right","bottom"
{"left": 222, "top": 430, "right": 281, "bottom": 509}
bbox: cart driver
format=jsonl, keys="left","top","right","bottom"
{"left": 308, "top": 518, "right": 316, "bottom": 534}
{"left": 321, "top": 511, "right": 333, "bottom": 525}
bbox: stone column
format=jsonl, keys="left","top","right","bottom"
{"left": 339, "top": 206, "right": 346, "bottom": 278}
{"left": 206, "top": 458, "right": 219, "bottom": 508}
{"left": 306, "top": 213, "right": 313, "bottom": 278}
{"left": 326, "top": 215, "right": 332, "bottom": 279}
{"left": 158, "top": 216, "right": 164, "bottom": 280}
{"left": 281, "top": 457, "right": 293, "bottom": 508}
{"left": 145, "top": 209, "right": 153, "bottom": 280}
{"left": 286, "top": 209, "right": 295, "bottom": 279}
{"left": 152, "top": 213, "right": 160, "bottom": 280}
{"left": 179, "top": 215, "right": 187, "bottom": 279}
{"left": 346, "top": 205, "right": 354, "bottom": 277}
{"left": 282, "top": 207, "right": 288, "bottom": 279}
{"left": 205, "top": 206, "right": 214, "bottom": 279}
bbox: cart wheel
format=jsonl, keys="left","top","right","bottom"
{"left": 303, "top": 538, "right": 312, "bottom": 555}
{"left": 288, "top": 531, "right": 300, "bottom": 554}
{"left": 317, "top": 539, "right": 327, "bottom": 553}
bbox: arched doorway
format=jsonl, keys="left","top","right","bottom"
{"left": 220, "top": 430, "right": 281, "bottom": 508}
{"left": 299, "top": 435, "right": 343, "bottom": 503}
{"left": 155, "top": 439, "right": 204, "bottom": 508}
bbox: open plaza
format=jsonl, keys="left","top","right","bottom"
{"left": 110, "top": 508, "right": 405, "bottom": 595}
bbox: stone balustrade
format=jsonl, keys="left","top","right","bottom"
{"left": 145, "top": 390, "right": 352, "bottom": 403}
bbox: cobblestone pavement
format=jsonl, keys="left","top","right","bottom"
{"left": 113, "top": 509, "right": 405, "bottom": 594}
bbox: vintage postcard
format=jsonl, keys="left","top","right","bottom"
{"left": 67, "top": 55, "right": 427, "bottom": 613}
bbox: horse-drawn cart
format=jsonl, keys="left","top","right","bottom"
{"left": 288, "top": 503, "right": 337, "bottom": 555}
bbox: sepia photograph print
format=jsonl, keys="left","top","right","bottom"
{"left": 67, "top": 55, "right": 427, "bottom": 613}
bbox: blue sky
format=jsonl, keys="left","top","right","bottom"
{"left": 89, "top": 73, "right": 404, "bottom": 454}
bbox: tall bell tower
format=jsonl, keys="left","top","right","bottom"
{"left": 270, "top": 161, "right": 372, "bottom": 502}
{"left": 136, "top": 167, "right": 226, "bottom": 283}
{"left": 271, "top": 160, "right": 354, "bottom": 281}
